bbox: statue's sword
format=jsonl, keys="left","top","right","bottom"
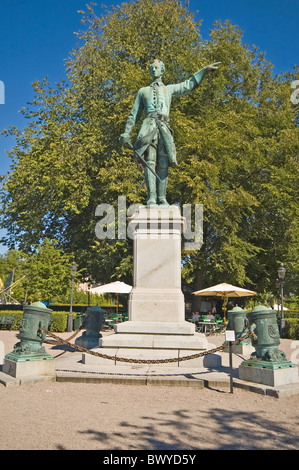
{"left": 126, "top": 141, "right": 162, "bottom": 182}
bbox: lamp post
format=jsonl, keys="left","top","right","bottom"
{"left": 67, "top": 261, "right": 77, "bottom": 332}
{"left": 88, "top": 282, "right": 91, "bottom": 307}
{"left": 277, "top": 263, "right": 286, "bottom": 338}
{"left": 275, "top": 278, "right": 280, "bottom": 313}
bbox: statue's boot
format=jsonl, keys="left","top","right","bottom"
{"left": 145, "top": 163, "right": 157, "bottom": 205}
{"left": 157, "top": 168, "right": 169, "bottom": 206}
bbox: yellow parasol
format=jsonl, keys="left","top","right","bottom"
{"left": 193, "top": 282, "right": 256, "bottom": 323}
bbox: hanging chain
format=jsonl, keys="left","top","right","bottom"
{"left": 40, "top": 328, "right": 253, "bottom": 365}
{"left": 45, "top": 316, "right": 88, "bottom": 345}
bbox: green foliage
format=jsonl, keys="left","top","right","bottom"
{"left": 49, "top": 312, "right": 68, "bottom": 332}
{"left": 0, "top": 310, "right": 73, "bottom": 332}
{"left": 0, "top": 310, "right": 95, "bottom": 332}
{"left": 284, "top": 296, "right": 299, "bottom": 310}
{"left": 0, "top": 0, "right": 298, "bottom": 297}
{"left": 23, "top": 239, "right": 73, "bottom": 304}
{"left": 0, "top": 249, "right": 26, "bottom": 302}
{"left": 284, "top": 310, "right": 299, "bottom": 319}
{"left": 285, "top": 318, "right": 299, "bottom": 340}
{"left": 178, "top": 19, "right": 299, "bottom": 293}
{"left": 0, "top": 311, "right": 23, "bottom": 330}
{"left": 0, "top": 240, "right": 76, "bottom": 304}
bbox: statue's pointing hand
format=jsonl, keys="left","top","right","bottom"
{"left": 205, "top": 62, "right": 221, "bottom": 72}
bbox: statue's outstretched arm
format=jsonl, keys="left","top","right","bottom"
{"left": 170, "top": 62, "right": 221, "bottom": 97}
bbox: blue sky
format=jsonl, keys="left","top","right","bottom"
{"left": 0, "top": 0, "right": 298, "bottom": 254}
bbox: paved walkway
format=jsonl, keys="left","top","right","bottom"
{"left": 1, "top": 330, "right": 299, "bottom": 398}
{"left": 1, "top": 330, "right": 299, "bottom": 450}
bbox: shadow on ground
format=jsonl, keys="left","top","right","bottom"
{"left": 73, "top": 406, "right": 298, "bottom": 450}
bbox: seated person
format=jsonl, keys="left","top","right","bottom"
{"left": 206, "top": 311, "right": 214, "bottom": 321}
{"left": 192, "top": 311, "right": 200, "bottom": 322}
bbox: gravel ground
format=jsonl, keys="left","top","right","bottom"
{"left": 0, "top": 329, "right": 299, "bottom": 451}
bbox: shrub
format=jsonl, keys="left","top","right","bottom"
{"left": 285, "top": 318, "right": 299, "bottom": 340}
{"left": 0, "top": 310, "right": 23, "bottom": 330}
{"left": 49, "top": 312, "right": 68, "bottom": 332}
{"left": 0, "top": 310, "right": 78, "bottom": 332}
{"left": 49, "top": 311, "right": 84, "bottom": 332}
{"left": 285, "top": 310, "right": 299, "bottom": 319}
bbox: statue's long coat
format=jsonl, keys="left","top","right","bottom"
{"left": 123, "top": 68, "right": 208, "bottom": 166}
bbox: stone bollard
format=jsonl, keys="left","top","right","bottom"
{"left": 239, "top": 305, "right": 298, "bottom": 387}
{"left": 3, "top": 301, "right": 55, "bottom": 379}
{"left": 225, "top": 306, "right": 254, "bottom": 355}
{"left": 75, "top": 305, "right": 105, "bottom": 349}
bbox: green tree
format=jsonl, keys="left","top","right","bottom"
{"left": 24, "top": 239, "right": 72, "bottom": 304}
{"left": 0, "top": 1, "right": 298, "bottom": 296}
{"left": 177, "top": 20, "right": 299, "bottom": 295}
{"left": 0, "top": 249, "right": 26, "bottom": 303}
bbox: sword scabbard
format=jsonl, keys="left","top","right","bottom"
{"left": 126, "top": 142, "right": 162, "bottom": 182}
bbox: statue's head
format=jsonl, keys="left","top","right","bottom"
{"left": 149, "top": 59, "right": 165, "bottom": 80}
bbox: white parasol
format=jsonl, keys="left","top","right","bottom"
{"left": 91, "top": 281, "right": 132, "bottom": 315}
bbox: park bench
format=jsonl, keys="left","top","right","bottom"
{"left": 0, "top": 315, "right": 15, "bottom": 331}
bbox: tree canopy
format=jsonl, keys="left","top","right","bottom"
{"left": 0, "top": 240, "right": 72, "bottom": 304}
{"left": 1, "top": 0, "right": 298, "bottom": 296}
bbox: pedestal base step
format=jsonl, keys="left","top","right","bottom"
{"left": 115, "top": 321, "right": 195, "bottom": 335}
{"left": 100, "top": 331, "right": 208, "bottom": 350}
{"left": 82, "top": 345, "right": 221, "bottom": 368}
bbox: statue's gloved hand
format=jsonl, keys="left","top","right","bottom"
{"left": 119, "top": 133, "right": 131, "bottom": 146}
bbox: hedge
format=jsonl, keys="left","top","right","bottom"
{"left": 1, "top": 310, "right": 299, "bottom": 339}
{"left": 285, "top": 318, "right": 299, "bottom": 340}
{"left": 284, "top": 310, "right": 299, "bottom": 319}
{"left": 0, "top": 310, "right": 83, "bottom": 332}
{"left": 278, "top": 311, "right": 299, "bottom": 339}
{"left": 0, "top": 311, "right": 23, "bottom": 330}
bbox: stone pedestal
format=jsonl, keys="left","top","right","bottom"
{"left": 96, "top": 206, "right": 220, "bottom": 367}
{"left": 239, "top": 363, "right": 298, "bottom": 387}
{"left": 76, "top": 336, "right": 101, "bottom": 349}
{"left": 3, "top": 357, "right": 56, "bottom": 378}
{"left": 231, "top": 344, "right": 255, "bottom": 355}
{"left": 126, "top": 205, "right": 185, "bottom": 324}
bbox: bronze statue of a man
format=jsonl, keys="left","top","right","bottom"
{"left": 120, "top": 59, "right": 220, "bottom": 206}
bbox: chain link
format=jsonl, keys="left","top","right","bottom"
{"left": 45, "top": 316, "right": 88, "bottom": 345}
{"left": 40, "top": 328, "right": 253, "bottom": 364}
